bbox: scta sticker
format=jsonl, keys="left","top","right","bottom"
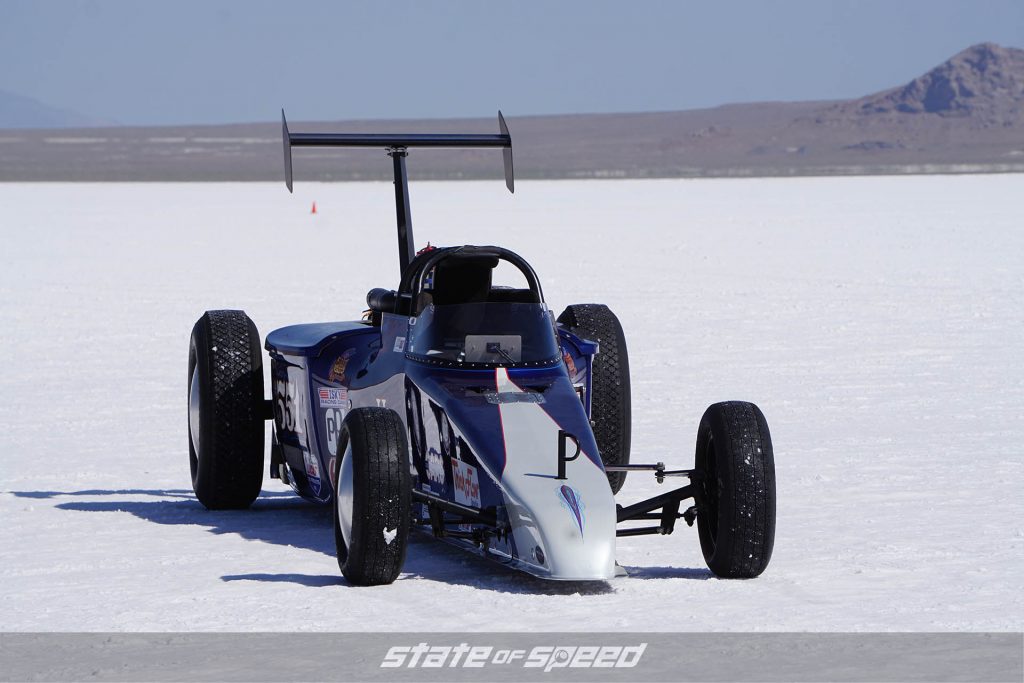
{"left": 304, "top": 451, "right": 322, "bottom": 496}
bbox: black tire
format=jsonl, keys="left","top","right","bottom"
{"left": 557, "top": 304, "right": 631, "bottom": 493}
{"left": 333, "top": 408, "right": 411, "bottom": 586}
{"left": 694, "top": 401, "right": 776, "bottom": 578}
{"left": 188, "top": 310, "right": 265, "bottom": 509}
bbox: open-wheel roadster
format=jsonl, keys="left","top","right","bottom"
{"left": 187, "top": 111, "right": 776, "bottom": 585}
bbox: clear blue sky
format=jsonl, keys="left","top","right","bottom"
{"left": 2, "top": 0, "right": 1022, "bottom": 125}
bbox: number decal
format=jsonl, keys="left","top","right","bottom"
{"left": 325, "top": 408, "right": 344, "bottom": 456}
{"left": 274, "top": 378, "right": 305, "bottom": 436}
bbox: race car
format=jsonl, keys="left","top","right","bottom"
{"left": 186, "top": 111, "right": 776, "bottom": 585}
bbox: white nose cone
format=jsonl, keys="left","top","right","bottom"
{"left": 494, "top": 369, "right": 616, "bottom": 580}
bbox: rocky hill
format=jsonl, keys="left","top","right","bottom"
{"left": 848, "top": 43, "right": 1023, "bottom": 122}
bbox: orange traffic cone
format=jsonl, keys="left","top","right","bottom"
{"left": 311, "top": 201, "right": 318, "bottom": 214}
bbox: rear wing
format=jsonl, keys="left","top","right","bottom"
{"left": 281, "top": 109, "right": 514, "bottom": 271}
{"left": 283, "top": 110, "right": 513, "bottom": 193}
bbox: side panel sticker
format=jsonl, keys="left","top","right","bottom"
{"left": 319, "top": 387, "right": 347, "bottom": 407}
{"left": 452, "top": 458, "right": 481, "bottom": 508}
{"left": 426, "top": 447, "right": 446, "bottom": 487}
{"left": 328, "top": 349, "right": 356, "bottom": 383}
{"left": 304, "top": 450, "right": 322, "bottom": 496}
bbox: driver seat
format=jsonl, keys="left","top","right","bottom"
{"left": 417, "top": 256, "right": 496, "bottom": 312}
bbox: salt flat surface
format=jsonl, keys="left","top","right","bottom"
{"left": 0, "top": 176, "right": 1021, "bottom": 631}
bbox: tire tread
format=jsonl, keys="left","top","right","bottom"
{"left": 336, "top": 408, "right": 410, "bottom": 586}
{"left": 189, "top": 310, "right": 264, "bottom": 509}
{"left": 696, "top": 401, "right": 775, "bottom": 578}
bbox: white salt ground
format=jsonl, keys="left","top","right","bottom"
{"left": 0, "top": 175, "right": 1020, "bottom": 631}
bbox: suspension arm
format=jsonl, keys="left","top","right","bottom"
{"left": 616, "top": 483, "right": 700, "bottom": 523}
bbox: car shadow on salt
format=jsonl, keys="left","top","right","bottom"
{"left": 23, "top": 488, "right": 335, "bottom": 556}
{"left": 24, "top": 488, "right": 708, "bottom": 591}
{"left": 14, "top": 488, "right": 207, "bottom": 500}
{"left": 20, "top": 489, "right": 602, "bottom": 591}
{"left": 214, "top": 535, "right": 617, "bottom": 594}
{"left": 221, "top": 573, "right": 341, "bottom": 588}
{"left": 619, "top": 565, "right": 714, "bottom": 580}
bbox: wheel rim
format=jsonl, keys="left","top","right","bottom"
{"left": 188, "top": 365, "right": 201, "bottom": 454}
{"left": 701, "top": 435, "right": 720, "bottom": 547}
{"left": 336, "top": 441, "right": 355, "bottom": 549}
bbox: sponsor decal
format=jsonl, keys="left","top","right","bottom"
{"left": 381, "top": 643, "right": 647, "bottom": 671}
{"left": 558, "top": 484, "right": 586, "bottom": 535}
{"left": 426, "top": 447, "right": 446, "bottom": 487}
{"left": 325, "top": 408, "right": 344, "bottom": 456}
{"left": 304, "top": 451, "right": 322, "bottom": 495}
{"left": 328, "top": 348, "right": 356, "bottom": 383}
{"left": 393, "top": 336, "right": 406, "bottom": 353}
{"left": 318, "top": 387, "right": 347, "bottom": 408}
{"left": 451, "top": 458, "right": 481, "bottom": 508}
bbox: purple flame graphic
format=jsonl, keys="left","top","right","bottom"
{"left": 559, "top": 485, "right": 584, "bottom": 534}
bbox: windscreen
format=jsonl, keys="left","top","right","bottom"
{"left": 406, "top": 302, "right": 561, "bottom": 368}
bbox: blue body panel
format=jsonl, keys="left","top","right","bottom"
{"left": 266, "top": 322, "right": 379, "bottom": 503}
{"left": 265, "top": 321, "right": 371, "bottom": 357}
{"left": 264, "top": 317, "right": 600, "bottom": 514}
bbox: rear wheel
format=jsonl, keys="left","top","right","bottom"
{"left": 557, "top": 304, "right": 631, "bottom": 493}
{"left": 333, "top": 408, "right": 411, "bottom": 586}
{"left": 694, "top": 401, "right": 776, "bottom": 578}
{"left": 188, "top": 310, "right": 265, "bottom": 509}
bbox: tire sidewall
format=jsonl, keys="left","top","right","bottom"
{"left": 333, "top": 422, "right": 354, "bottom": 569}
{"left": 188, "top": 315, "right": 216, "bottom": 495}
{"left": 695, "top": 406, "right": 733, "bottom": 568}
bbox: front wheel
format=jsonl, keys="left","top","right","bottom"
{"left": 694, "top": 401, "right": 776, "bottom": 578}
{"left": 333, "top": 408, "right": 411, "bottom": 586}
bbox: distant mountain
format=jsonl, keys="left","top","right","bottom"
{"left": 827, "top": 42, "right": 1024, "bottom": 124}
{"left": 0, "top": 90, "right": 114, "bottom": 128}
{"left": 1, "top": 43, "right": 1021, "bottom": 180}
